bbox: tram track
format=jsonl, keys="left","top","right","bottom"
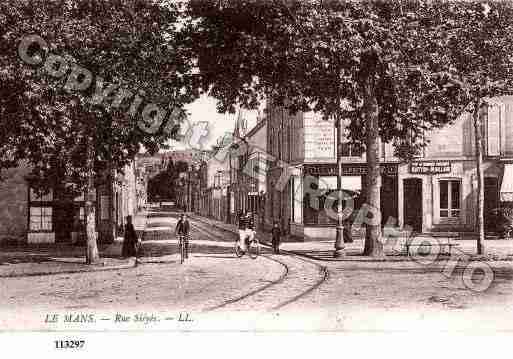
{"left": 189, "top": 218, "right": 329, "bottom": 312}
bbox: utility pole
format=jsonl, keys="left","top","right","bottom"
{"left": 333, "top": 114, "right": 345, "bottom": 257}
{"left": 186, "top": 165, "right": 191, "bottom": 213}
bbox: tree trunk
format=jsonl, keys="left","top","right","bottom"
{"left": 362, "top": 80, "right": 384, "bottom": 257}
{"left": 85, "top": 141, "right": 100, "bottom": 264}
{"left": 109, "top": 159, "right": 117, "bottom": 243}
{"left": 473, "top": 101, "right": 485, "bottom": 255}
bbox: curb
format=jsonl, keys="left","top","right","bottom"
{"left": 0, "top": 258, "right": 137, "bottom": 278}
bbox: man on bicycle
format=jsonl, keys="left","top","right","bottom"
{"left": 175, "top": 213, "right": 190, "bottom": 258}
{"left": 238, "top": 211, "right": 255, "bottom": 252}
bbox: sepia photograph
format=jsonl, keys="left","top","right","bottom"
{"left": 1, "top": 0, "right": 513, "bottom": 354}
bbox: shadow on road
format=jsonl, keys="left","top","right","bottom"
{"left": 139, "top": 241, "right": 236, "bottom": 258}
{"left": 0, "top": 243, "right": 122, "bottom": 265}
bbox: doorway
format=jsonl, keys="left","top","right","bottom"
{"left": 484, "top": 177, "right": 499, "bottom": 232}
{"left": 403, "top": 178, "right": 423, "bottom": 232}
{"left": 381, "top": 175, "right": 398, "bottom": 226}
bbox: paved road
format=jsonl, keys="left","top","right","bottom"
{"left": 0, "top": 210, "right": 328, "bottom": 330}
{"left": 2, "top": 210, "right": 513, "bottom": 331}
{"left": 191, "top": 214, "right": 513, "bottom": 331}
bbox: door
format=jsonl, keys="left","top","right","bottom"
{"left": 381, "top": 175, "right": 398, "bottom": 226}
{"left": 54, "top": 202, "right": 74, "bottom": 243}
{"left": 484, "top": 177, "right": 499, "bottom": 232}
{"left": 403, "top": 179, "right": 423, "bottom": 232}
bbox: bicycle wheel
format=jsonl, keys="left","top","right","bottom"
{"left": 234, "top": 241, "right": 244, "bottom": 258}
{"left": 248, "top": 239, "right": 259, "bottom": 259}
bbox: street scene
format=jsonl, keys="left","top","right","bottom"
{"left": 2, "top": 0, "right": 513, "bottom": 333}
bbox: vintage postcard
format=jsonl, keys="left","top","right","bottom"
{"left": 1, "top": 0, "right": 513, "bottom": 354}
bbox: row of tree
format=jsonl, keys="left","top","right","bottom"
{"left": 184, "top": 0, "right": 513, "bottom": 256}
{"left": 1, "top": 0, "right": 197, "bottom": 263}
{"left": 147, "top": 160, "right": 189, "bottom": 203}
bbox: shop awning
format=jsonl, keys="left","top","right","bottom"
{"left": 501, "top": 164, "right": 513, "bottom": 202}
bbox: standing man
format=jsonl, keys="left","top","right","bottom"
{"left": 175, "top": 213, "right": 191, "bottom": 258}
{"left": 271, "top": 221, "right": 281, "bottom": 254}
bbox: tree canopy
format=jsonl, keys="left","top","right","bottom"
{"left": 0, "top": 0, "right": 198, "bottom": 192}
{"left": 185, "top": 0, "right": 468, "bottom": 156}
{"left": 185, "top": 0, "right": 477, "bottom": 255}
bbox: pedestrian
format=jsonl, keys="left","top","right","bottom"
{"left": 122, "top": 215, "right": 139, "bottom": 258}
{"left": 175, "top": 213, "right": 191, "bottom": 258}
{"left": 271, "top": 220, "right": 281, "bottom": 254}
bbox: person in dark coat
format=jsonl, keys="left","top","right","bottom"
{"left": 175, "top": 213, "right": 191, "bottom": 258}
{"left": 271, "top": 221, "right": 281, "bottom": 254}
{"left": 122, "top": 215, "right": 138, "bottom": 258}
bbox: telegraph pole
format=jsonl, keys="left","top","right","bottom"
{"left": 333, "top": 114, "right": 345, "bottom": 257}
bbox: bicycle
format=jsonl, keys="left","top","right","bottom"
{"left": 178, "top": 234, "right": 189, "bottom": 264}
{"left": 234, "top": 230, "right": 259, "bottom": 259}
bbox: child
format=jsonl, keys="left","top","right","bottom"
{"left": 271, "top": 221, "right": 281, "bottom": 254}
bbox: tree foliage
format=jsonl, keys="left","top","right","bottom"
{"left": 185, "top": 0, "right": 467, "bottom": 153}
{"left": 185, "top": 0, "right": 474, "bottom": 256}
{"left": 0, "top": 0, "right": 198, "bottom": 191}
{"left": 147, "top": 159, "right": 189, "bottom": 202}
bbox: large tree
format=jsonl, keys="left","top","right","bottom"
{"left": 185, "top": 0, "right": 467, "bottom": 256}
{"left": 443, "top": 2, "right": 513, "bottom": 254}
{"left": 0, "top": 0, "right": 197, "bottom": 263}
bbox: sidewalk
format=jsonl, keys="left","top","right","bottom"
{"left": 0, "top": 210, "right": 150, "bottom": 278}
{"left": 191, "top": 214, "right": 513, "bottom": 261}
{"left": 0, "top": 242, "right": 136, "bottom": 277}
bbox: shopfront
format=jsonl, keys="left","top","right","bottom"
{"left": 289, "top": 163, "right": 398, "bottom": 239}
{"left": 398, "top": 159, "right": 503, "bottom": 233}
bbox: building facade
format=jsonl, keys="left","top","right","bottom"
{"left": 0, "top": 161, "right": 137, "bottom": 244}
{"left": 197, "top": 147, "right": 230, "bottom": 222}
{"left": 230, "top": 118, "right": 268, "bottom": 227}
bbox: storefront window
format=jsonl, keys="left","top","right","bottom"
{"left": 439, "top": 180, "right": 460, "bottom": 218}
{"left": 29, "top": 187, "right": 53, "bottom": 232}
{"left": 29, "top": 207, "right": 53, "bottom": 231}
{"left": 303, "top": 176, "right": 363, "bottom": 225}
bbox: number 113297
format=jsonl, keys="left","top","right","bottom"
{"left": 55, "top": 340, "right": 85, "bottom": 349}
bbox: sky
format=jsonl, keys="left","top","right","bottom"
{"left": 165, "top": 94, "right": 261, "bottom": 152}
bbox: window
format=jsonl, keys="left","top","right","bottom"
{"left": 30, "top": 188, "right": 53, "bottom": 202}
{"left": 340, "top": 142, "right": 364, "bottom": 157}
{"left": 292, "top": 175, "right": 302, "bottom": 223}
{"left": 439, "top": 180, "right": 461, "bottom": 218}
{"left": 75, "top": 206, "right": 86, "bottom": 228}
{"left": 304, "top": 176, "right": 338, "bottom": 225}
{"left": 100, "top": 195, "right": 110, "bottom": 220}
{"left": 277, "top": 132, "right": 282, "bottom": 160}
{"left": 29, "top": 206, "right": 53, "bottom": 231}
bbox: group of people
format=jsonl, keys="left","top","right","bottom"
{"left": 122, "top": 211, "right": 283, "bottom": 258}
{"left": 237, "top": 211, "right": 282, "bottom": 254}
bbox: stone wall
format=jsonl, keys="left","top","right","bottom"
{"left": 0, "top": 164, "right": 30, "bottom": 242}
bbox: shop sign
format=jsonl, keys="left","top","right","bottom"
{"left": 304, "top": 164, "right": 397, "bottom": 176}
{"left": 304, "top": 113, "right": 336, "bottom": 160}
{"left": 410, "top": 161, "right": 451, "bottom": 174}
